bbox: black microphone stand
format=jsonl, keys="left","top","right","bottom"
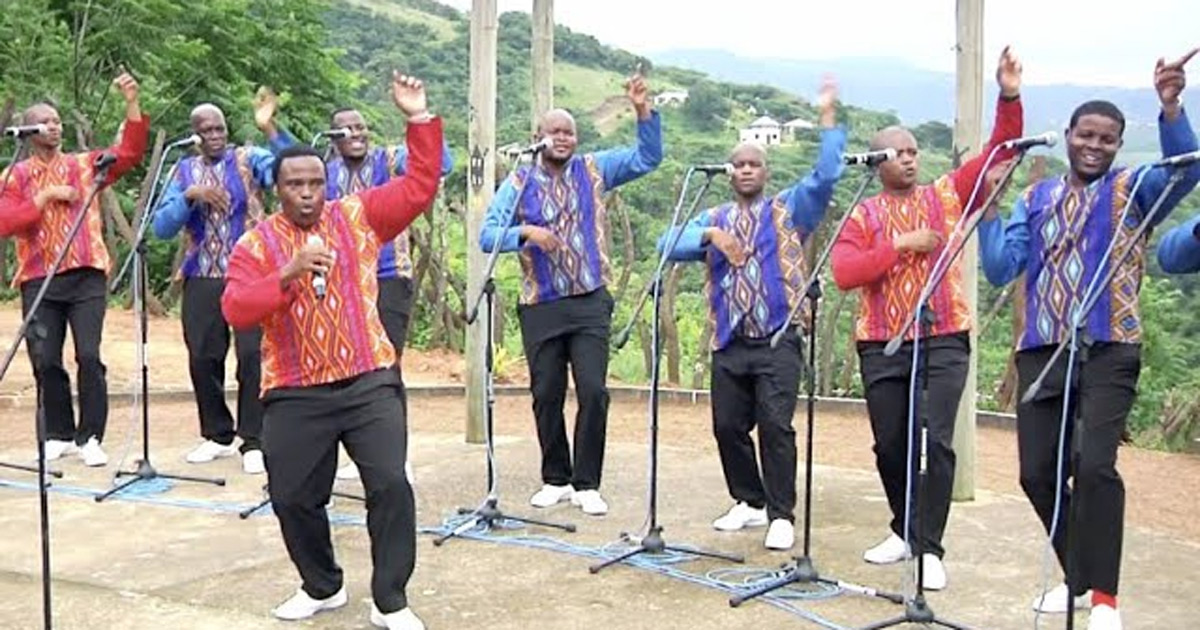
{"left": 590, "top": 167, "right": 744, "bottom": 574}
{"left": 730, "top": 168, "right": 902, "bottom": 608}
{"left": 0, "top": 153, "right": 120, "bottom": 630}
{"left": 96, "top": 144, "right": 225, "bottom": 502}
{"left": 433, "top": 149, "right": 576, "bottom": 546}
{"left": 864, "top": 147, "right": 1024, "bottom": 630}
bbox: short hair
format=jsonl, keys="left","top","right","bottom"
{"left": 189, "top": 103, "right": 225, "bottom": 122}
{"left": 272, "top": 144, "right": 324, "bottom": 184}
{"left": 329, "top": 106, "right": 359, "bottom": 126}
{"left": 728, "top": 141, "right": 768, "bottom": 165}
{"left": 1069, "top": 100, "right": 1125, "bottom": 135}
{"left": 22, "top": 100, "right": 60, "bottom": 125}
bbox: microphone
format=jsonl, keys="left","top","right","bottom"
{"left": 1000, "top": 132, "right": 1058, "bottom": 151}
{"left": 1150, "top": 149, "right": 1200, "bottom": 169}
{"left": 167, "top": 134, "right": 201, "bottom": 149}
{"left": 94, "top": 152, "right": 117, "bottom": 171}
{"left": 843, "top": 148, "right": 897, "bottom": 167}
{"left": 519, "top": 137, "right": 553, "bottom": 154}
{"left": 4, "top": 124, "right": 48, "bottom": 139}
{"left": 317, "top": 128, "right": 352, "bottom": 140}
{"left": 693, "top": 163, "right": 734, "bottom": 175}
{"left": 307, "top": 234, "right": 327, "bottom": 299}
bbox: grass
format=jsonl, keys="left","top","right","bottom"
{"left": 339, "top": 0, "right": 458, "bottom": 42}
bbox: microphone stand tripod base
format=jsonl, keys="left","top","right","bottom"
{"left": 588, "top": 525, "right": 744, "bottom": 574}
{"left": 433, "top": 496, "right": 576, "bottom": 547}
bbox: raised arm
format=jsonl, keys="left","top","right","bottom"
{"left": 782, "top": 76, "right": 846, "bottom": 236}
{"left": 96, "top": 72, "right": 150, "bottom": 187}
{"left": 950, "top": 46, "right": 1024, "bottom": 212}
{"left": 592, "top": 71, "right": 663, "bottom": 189}
{"left": 1157, "top": 215, "right": 1200, "bottom": 274}
{"left": 1133, "top": 49, "right": 1200, "bottom": 226}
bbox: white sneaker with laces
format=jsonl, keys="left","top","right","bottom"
{"left": 271, "top": 586, "right": 347, "bottom": 621}
{"left": 1033, "top": 583, "right": 1092, "bottom": 613}
{"left": 370, "top": 603, "right": 426, "bottom": 630}
{"left": 712, "top": 502, "right": 768, "bottom": 531}
{"left": 79, "top": 437, "right": 107, "bottom": 467}
{"left": 42, "top": 439, "right": 76, "bottom": 462}
{"left": 242, "top": 449, "right": 265, "bottom": 475}
{"left": 336, "top": 462, "right": 360, "bottom": 480}
{"left": 186, "top": 440, "right": 237, "bottom": 464}
{"left": 1087, "top": 604, "right": 1122, "bottom": 630}
{"left": 764, "top": 519, "right": 795, "bottom": 550}
{"left": 530, "top": 483, "right": 574, "bottom": 508}
{"left": 863, "top": 532, "right": 911, "bottom": 564}
{"left": 921, "top": 554, "right": 947, "bottom": 591}
{"left": 570, "top": 489, "right": 608, "bottom": 515}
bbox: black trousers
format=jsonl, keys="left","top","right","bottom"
{"left": 377, "top": 276, "right": 414, "bottom": 415}
{"left": 182, "top": 278, "right": 263, "bottom": 452}
{"left": 21, "top": 268, "right": 108, "bottom": 445}
{"left": 519, "top": 289, "right": 613, "bottom": 491}
{"left": 710, "top": 331, "right": 802, "bottom": 522}
{"left": 262, "top": 369, "right": 415, "bottom": 613}
{"left": 858, "top": 332, "right": 969, "bottom": 559}
{"left": 1016, "top": 342, "right": 1139, "bottom": 596}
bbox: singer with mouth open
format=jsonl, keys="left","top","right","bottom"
{"left": 221, "top": 72, "right": 442, "bottom": 630}
{"left": 655, "top": 77, "right": 845, "bottom": 551}
{"left": 0, "top": 71, "right": 149, "bottom": 468}
{"left": 478, "top": 68, "right": 663, "bottom": 517}
{"left": 152, "top": 99, "right": 283, "bottom": 475}
{"left": 830, "top": 46, "right": 1025, "bottom": 591}
{"left": 979, "top": 48, "right": 1200, "bottom": 630}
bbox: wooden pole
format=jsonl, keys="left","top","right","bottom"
{"left": 531, "top": 0, "right": 555, "bottom": 134}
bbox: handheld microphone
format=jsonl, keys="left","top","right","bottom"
{"left": 1000, "top": 132, "right": 1057, "bottom": 151}
{"left": 693, "top": 163, "right": 734, "bottom": 175}
{"left": 317, "top": 128, "right": 352, "bottom": 140}
{"left": 1150, "top": 149, "right": 1200, "bottom": 169}
{"left": 4, "top": 124, "right": 48, "bottom": 139}
{"left": 843, "top": 148, "right": 897, "bottom": 167}
{"left": 307, "top": 234, "right": 327, "bottom": 299}
{"left": 167, "top": 134, "right": 202, "bottom": 150}
{"left": 94, "top": 152, "right": 117, "bottom": 171}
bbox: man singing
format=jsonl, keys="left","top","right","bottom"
{"left": 478, "top": 71, "right": 663, "bottom": 516}
{"left": 657, "top": 78, "right": 844, "bottom": 551}
{"left": 980, "top": 49, "right": 1199, "bottom": 630}
{"left": 0, "top": 72, "right": 149, "bottom": 467}
{"left": 153, "top": 102, "right": 275, "bottom": 475}
{"left": 831, "top": 47, "right": 1024, "bottom": 590}
{"left": 1158, "top": 213, "right": 1200, "bottom": 273}
{"left": 221, "top": 72, "right": 441, "bottom": 630}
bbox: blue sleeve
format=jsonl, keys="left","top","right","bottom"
{"left": 779, "top": 126, "right": 847, "bottom": 237}
{"left": 246, "top": 146, "right": 276, "bottom": 189}
{"left": 151, "top": 177, "right": 192, "bottom": 239}
{"left": 1133, "top": 108, "right": 1200, "bottom": 227}
{"left": 979, "top": 194, "right": 1032, "bottom": 286}
{"left": 657, "top": 211, "right": 715, "bottom": 262}
{"left": 592, "top": 110, "right": 663, "bottom": 190}
{"left": 478, "top": 176, "right": 523, "bottom": 253}
{"left": 1157, "top": 215, "right": 1200, "bottom": 274}
{"left": 393, "top": 139, "right": 454, "bottom": 177}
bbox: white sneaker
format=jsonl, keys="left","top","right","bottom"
{"left": 42, "top": 439, "right": 76, "bottom": 462}
{"left": 764, "top": 519, "right": 795, "bottom": 550}
{"left": 185, "top": 440, "right": 237, "bottom": 464}
{"left": 1087, "top": 604, "right": 1122, "bottom": 630}
{"left": 370, "top": 603, "right": 426, "bottom": 630}
{"left": 712, "top": 502, "right": 768, "bottom": 531}
{"left": 530, "top": 483, "right": 574, "bottom": 508}
{"left": 921, "top": 554, "right": 947, "bottom": 590}
{"left": 405, "top": 461, "right": 415, "bottom": 485}
{"left": 1033, "top": 583, "right": 1093, "bottom": 613}
{"left": 336, "top": 462, "right": 360, "bottom": 480}
{"left": 271, "top": 586, "right": 348, "bottom": 621}
{"left": 863, "top": 532, "right": 911, "bottom": 564}
{"left": 242, "top": 450, "right": 265, "bottom": 475}
{"left": 79, "top": 438, "right": 108, "bottom": 467}
{"left": 570, "top": 489, "right": 608, "bottom": 515}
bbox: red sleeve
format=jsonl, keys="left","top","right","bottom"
{"left": 831, "top": 211, "right": 901, "bottom": 290}
{"left": 93, "top": 115, "right": 151, "bottom": 188}
{"left": 951, "top": 96, "right": 1023, "bottom": 213}
{"left": 0, "top": 167, "right": 40, "bottom": 236}
{"left": 221, "top": 242, "right": 298, "bottom": 330}
{"left": 361, "top": 117, "right": 443, "bottom": 242}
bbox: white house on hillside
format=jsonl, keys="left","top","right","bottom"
{"left": 783, "top": 117, "right": 815, "bottom": 140}
{"left": 739, "top": 115, "right": 782, "bottom": 146}
{"left": 652, "top": 90, "right": 689, "bottom": 107}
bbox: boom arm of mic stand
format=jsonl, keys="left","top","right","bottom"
{"left": 1020, "top": 165, "right": 1183, "bottom": 403}
{"left": 769, "top": 168, "right": 879, "bottom": 348}
{"left": 467, "top": 153, "right": 529, "bottom": 325}
{"left": 612, "top": 169, "right": 713, "bottom": 350}
{"left": 110, "top": 152, "right": 180, "bottom": 292}
{"left": 883, "top": 148, "right": 1020, "bottom": 356}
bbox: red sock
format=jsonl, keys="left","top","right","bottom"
{"left": 1092, "top": 590, "right": 1117, "bottom": 609}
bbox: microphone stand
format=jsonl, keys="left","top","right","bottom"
{"left": 590, "top": 167, "right": 744, "bottom": 574}
{"left": 433, "top": 149, "right": 576, "bottom": 546}
{"left": 863, "top": 147, "right": 1025, "bottom": 630}
{"left": 730, "top": 167, "right": 903, "bottom": 608}
{"left": 96, "top": 144, "right": 225, "bottom": 502}
{"left": 0, "top": 153, "right": 118, "bottom": 630}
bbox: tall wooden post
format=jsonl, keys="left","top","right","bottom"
{"left": 531, "top": 0, "right": 554, "bottom": 134}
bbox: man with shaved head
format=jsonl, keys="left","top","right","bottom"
{"left": 153, "top": 99, "right": 280, "bottom": 474}
{"left": 0, "top": 72, "right": 148, "bottom": 467}
{"left": 479, "top": 70, "right": 663, "bottom": 516}
{"left": 831, "top": 47, "right": 1025, "bottom": 590}
{"left": 658, "top": 78, "right": 844, "bottom": 551}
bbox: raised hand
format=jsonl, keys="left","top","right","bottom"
{"left": 706, "top": 228, "right": 750, "bottom": 266}
{"left": 1155, "top": 47, "right": 1197, "bottom": 117}
{"left": 392, "top": 72, "right": 428, "bottom": 118}
{"left": 113, "top": 72, "right": 139, "bottom": 103}
{"left": 816, "top": 74, "right": 838, "bottom": 128}
{"left": 995, "top": 45, "right": 1022, "bottom": 98}
{"left": 625, "top": 66, "right": 650, "bottom": 120}
{"left": 253, "top": 86, "right": 279, "bottom": 134}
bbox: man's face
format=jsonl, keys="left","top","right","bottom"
{"left": 277, "top": 156, "right": 327, "bottom": 229}
{"left": 331, "top": 110, "right": 369, "bottom": 160}
{"left": 1066, "top": 114, "right": 1123, "bottom": 184}
{"left": 192, "top": 110, "right": 228, "bottom": 160}
{"left": 539, "top": 112, "right": 578, "bottom": 163}
{"left": 24, "top": 104, "right": 62, "bottom": 152}
{"left": 875, "top": 129, "right": 920, "bottom": 191}
{"left": 729, "top": 145, "right": 768, "bottom": 199}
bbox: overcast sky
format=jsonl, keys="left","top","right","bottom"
{"left": 442, "top": 0, "right": 1198, "bottom": 88}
